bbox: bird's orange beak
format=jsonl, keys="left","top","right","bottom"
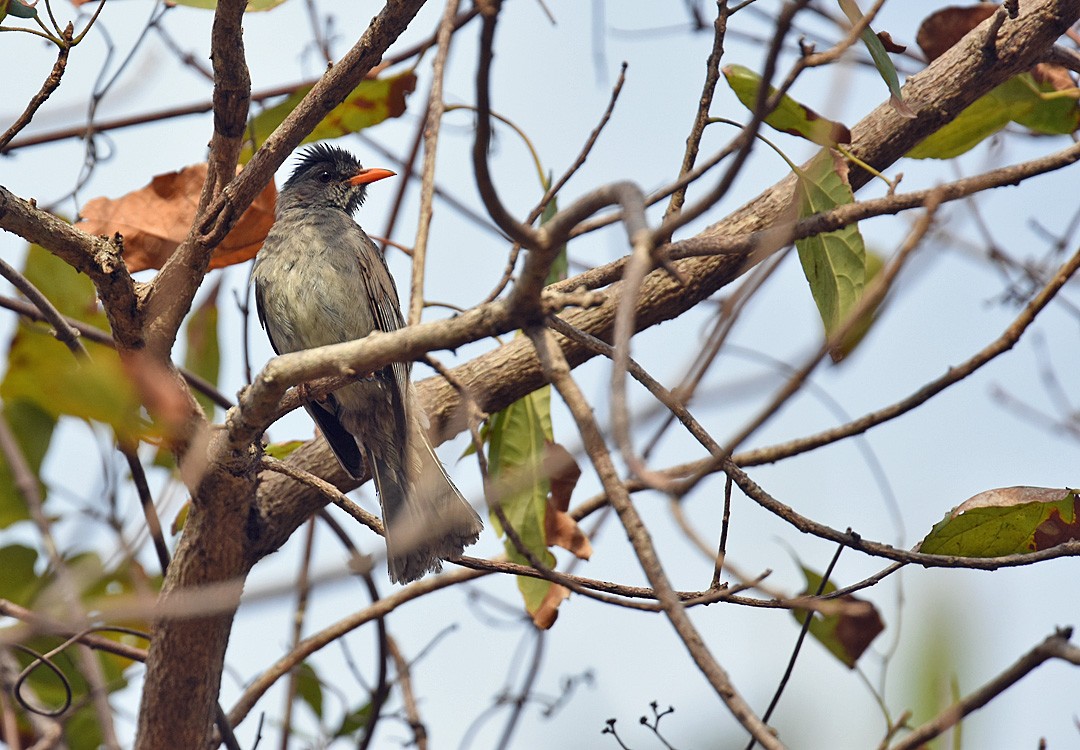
{"left": 348, "top": 167, "right": 396, "bottom": 186}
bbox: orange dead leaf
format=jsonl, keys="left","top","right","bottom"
{"left": 531, "top": 583, "right": 569, "bottom": 630}
{"left": 542, "top": 442, "right": 592, "bottom": 560}
{"left": 545, "top": 498, "right": 593, "bottom": 560}
{"left": 78, "top": 162, "right": 277, "bottom": 273}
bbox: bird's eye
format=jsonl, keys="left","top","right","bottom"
{"left": 317, "top": 171, "right": 333, "bottom": 183}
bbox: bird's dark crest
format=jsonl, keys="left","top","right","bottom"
{"left": 282, "top": 143, "right": 370, "bottom": 214}
{"left": 286, "top": 143, "right": 362, "bottom": 186}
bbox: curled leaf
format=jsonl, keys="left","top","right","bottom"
{"left": 723, "top": 64, "right": 851, "bottom": 146}
{"left": 531, "top": 583, "right": 570, "bottom": 630}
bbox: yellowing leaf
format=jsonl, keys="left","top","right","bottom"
{"left": 265, "top": 439, "right": 306, "bottom": 460}
{"left": 240, "top": 71, "right": 417, "bottom": 163}
{"left": 793, "top": 149, "right": 867, "bottom": 338}
{"left": 920, "top": 487, "right": 1080, "bottom": 556}
{"left": 723, "top": 64, "right": 851, "bottom": 147}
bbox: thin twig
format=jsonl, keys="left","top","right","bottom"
{"left": 525, "top": 325, "right": 784, "bottom": 749}
{"left": 889, "top": 629, "right": 1079, "bottom": 750}
{"left": 409, "top": 0, "right": 461, "bottom": 326}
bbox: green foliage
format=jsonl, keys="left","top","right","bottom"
{"left": 5, "top": 551, "right": 156, "bottom": 749}
{"left": 487, "top": 385, "right": 557, "bottom": 615}
{"left": 792, "top": 149, "right": 868, "bottom": 339}
{"left": 333, "top": 700, "right": 372, "bottom": 738}
{"left": 0, "top": 0, "right": 39, "bottom": 22}
{"left": 240, "top": 71, "right": 417, "bottom": 163}
{"left": 264, "top": 439, "right": 306, "bottom": 460}
{"left": 294, "top": 662, "right": 324, "bottom": 720}
{"left": 830, "top": 248, "right": 884, "bottom": 361}
{"left": 792, "top": 565, "right": 883, "bottom": 669}
{"left": 723, "top": 64, "right": 851, "bottom": 146}
{"left": 908, "top": 74, "right": 1080, "bottom": 159}
{"left": 184, "top": 280, "right": 222, "bottom": 420}
{"left": 0, "top": 400, "right": 51, "bottom": 528}
{"left": 0, "top": 544, "right": 39, "bottom": 603}
{"left": 920, "top": 489, "right": 1079, "bottom": 556}
{"left": 0, "top": 245, "right": 147, "bottom": 524}
{"left": 837, "top": 0, "right": 910, "bottom": 114}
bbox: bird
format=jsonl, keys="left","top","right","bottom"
{"left": 251, "top": 143, "right": 483, "bottom": 583}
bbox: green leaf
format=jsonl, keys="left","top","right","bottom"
{"left": 264, "top": 440, "right": 306, "bottom": 460}
{"left": 920, "top": 488, "right": 1080, "bottom": 557}
{"left": 908, "top": 74, "right": 1080, "bottom": 159}
{"left": 333, "top": 700, "right": 373, "bottom": 738}
{"left": 0, "top": 400, "right": 53, "bottom": 528}
{"left": 487, "top": 385, "right": 556, "bottom": 616}
{"left": 183, "top": 280, "right": 221, "bottom": 419}
{"left": 13, "top": 554, "right": 152, "bottom": 748}
{"left": 793, "top": 149, "right": 867, "bottom": 337}
{"left": 1006, "top": 73, "right": 1080, "bottom": 134}
{"left": 792, "top": 566, "right": 884, "bottom": 669}
{"left": 0, "top": 246, "right": 146, "bottom": 442}
{"left": 541, "top": 178, "right": 568, "bottom": 287}
{"left": 170, "top": 0, "right": 288, "bottom": 10}
{"left": 240, "top": 71, "right": 417, "bottom": 163}
{"left": 2, "top": 0, "right": 38, "bottom": 20}
{"left": 294, "top": 662, "right": 324, "bottom": 720}
{"left": 723, "top": 64, "right": 851, "bottom": 146}
{"left": 837, "top": 0, "right": 911, "bottom": 116}
{"left": 830, "top": 249, "right": 884, "bottom": 362}
{"left": 0, "top": 544, "right": 38, "bottom": 604}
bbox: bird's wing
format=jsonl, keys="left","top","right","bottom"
{"left": 305, "top": 395, "right": 366, "bottom": 479}
{"left": 353, "top": 226, "right": 411, "bottom": 444}
{"left": 253, "top": 276, "right": 282, "bottom": 356}
{"left": 354, "top": 225, "right": 408, "bottom": 397}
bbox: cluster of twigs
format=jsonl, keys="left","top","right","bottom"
{"left": 1, "top": 0, "right": 1080, "bottom": 749}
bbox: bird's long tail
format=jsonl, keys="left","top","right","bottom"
{"left": 368, "top": 414, "right": 483, "bottom": 584}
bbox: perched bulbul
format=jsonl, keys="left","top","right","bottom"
{"left": 252, "top": 143, "right": 482, "bottom": 583}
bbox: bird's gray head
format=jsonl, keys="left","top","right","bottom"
{"left": 277, "top": 143, "right": 395, "bottom": 215}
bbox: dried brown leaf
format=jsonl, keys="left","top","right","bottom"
{"left": 542, "top": 442, "right": 592, "bottom": 560}
{"left": 530, "top": 583, "right": 569, "bottom": 630}
{"left": 876, "top": 30, "right": 906, "bottom": 54}
{"left": 78, "top": 163, "right": 277, "bottom": 273}
{"left": 916, "top": 4, "right": 997, "bottom": 62}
